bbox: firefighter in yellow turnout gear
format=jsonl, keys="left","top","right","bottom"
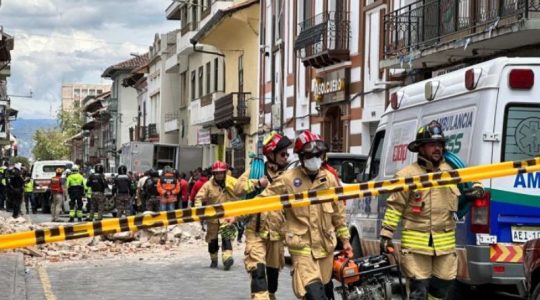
{"left": 380, "top": 121, "right": 484, "bottom": 300}
{"left": 258, "top": 130, "right": 351, "bottom": 299}
{"left": 195, "top": 161, "right": 239, "bottom": 270}
{"left": 234, "top": 132, "right": 292, "bottom": 300}
{"left": 66, "top": 165, "right": 86, "bottom": 222}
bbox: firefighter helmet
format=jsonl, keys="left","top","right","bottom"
{"left": 294, "top": 130, "right": 327, "bottom": 154}
{"left": 262, "top": 131, "right": 292, "bottom": 156}
{"left": 407, "top": 120, "right": 447, "bottom": 152}
{"left": 212, "top": 161, "right": 228, "bottom": 173}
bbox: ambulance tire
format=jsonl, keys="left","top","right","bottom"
{"left": 351, "top": 235, "right": 363, "bottom": 258}
{"left": 532, "top": 283, "right": 540, "bottom": 300}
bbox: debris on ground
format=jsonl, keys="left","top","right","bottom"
{"left": 0, "top": 213, "right": 209, "bottom": 267}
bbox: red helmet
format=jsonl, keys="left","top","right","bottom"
{"left": 262, "top": 131, "right": 292, "bottom": 156}
{"left": 212, "top": 161, "right": 228, "bottom": 172}
{"left": 294, "top": 130, "right": 327, "bottom": 154}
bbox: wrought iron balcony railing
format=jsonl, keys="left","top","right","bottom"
{"left": 384, "top": 0, "right": 540, "bottom": 58}
{"left": 294, "top": 11, "right": 351, "bottom": 68}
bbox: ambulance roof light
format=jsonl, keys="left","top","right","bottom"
{"left": 465, "top": 68, "right": 482, "bottom": 90}
{"left": 390, "top": 91, "right": 404, "bottom": 110}
{"left": 425, "top": 80, "right": 440, "bottom": 101}
{"left": 509, "top": 69, "right": 534, "bottom": 90}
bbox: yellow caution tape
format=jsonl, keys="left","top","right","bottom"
{"left": 1, "top": 157, "right": 539, "bottom": 250}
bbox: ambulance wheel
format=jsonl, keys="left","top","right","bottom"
{"left": 351, "top": 235, "right": 363, "bottom": 258}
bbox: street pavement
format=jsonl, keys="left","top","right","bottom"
{"left": 25, "top": 250, "right": 294, "bottom": 300}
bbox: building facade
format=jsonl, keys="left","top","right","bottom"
{"left": 61, "top": 83, "right": 110, "bottom": 113}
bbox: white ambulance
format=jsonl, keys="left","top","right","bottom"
{"left": 348, "top": 57, "right": 540, "bottom": 297}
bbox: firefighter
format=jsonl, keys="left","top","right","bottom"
{"left": 156, "top": 166, "right": 180, "bottom": 211}
{"left": 379, "top": 120, "right": 484, "bottom": 300}
{"left": 49, "top": 168, "right": 64, "bottom": 222}
{"left": 66, "top": 164, "right": 86, "bottom": 222}
{"left": 86, "top": 164, "right": 108, "bottom": 221}
{"left": 195, "top": 161, "right": 238, "bottom": 270}
{"left": 234, "top": 131, "right": 292, "bottom": 300}
{"left": 257, "top": 130, "right": 351, "bottom": 300}
{"left": 113, "top": 165, "right": 132, "bottom": 218}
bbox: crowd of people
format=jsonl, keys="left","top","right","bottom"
{"left": 0, "top": 122, "right": 483, "bottom": 300}
{"left": 0, "top": 161, "right": 33, "bottom": 219}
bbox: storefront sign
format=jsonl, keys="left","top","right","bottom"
{"left": 311, "top": 68, "right": 350, "bottom": 104}
{"left": 197, "top": 128, "right": 211, "bottom": 145}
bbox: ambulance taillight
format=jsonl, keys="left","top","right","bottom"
{"left": 471, "top": 191, "right": 490, "bottom": 234}
{"left": 508, "top": 69, "right": 534, "bottom": 90}
{"left": 390, "top": 92, "right": 399, "bottom": 110}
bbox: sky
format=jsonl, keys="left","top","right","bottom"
{"left": 1, "top": 0, "right": 178, "bottom": 119}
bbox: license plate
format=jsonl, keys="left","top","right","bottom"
{"left": 476, "top": 233, "right": 497, "bottom": 245}
{"left": 511, "top": 226, "right": 540, "bottom": 243}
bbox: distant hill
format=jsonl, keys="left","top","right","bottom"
{"left": 11, "top": 118, "right": 58, "bottom": 158}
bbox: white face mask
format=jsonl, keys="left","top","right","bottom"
{"left": 303, "top": 157, "right": 322, "bottom": 172}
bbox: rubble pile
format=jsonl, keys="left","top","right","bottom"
{"left": 0, "top": 215, "right": 207, "bottom": 267}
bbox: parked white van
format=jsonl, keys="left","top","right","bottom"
{"left": 350, "top": 57, "right": 540, "bottom": 297}
{"left": 30, "top": 160, "right": 74, "bottom": 213}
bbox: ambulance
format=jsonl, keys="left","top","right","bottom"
{"left": 348, "top": 57, "right": 540, "bottom": 297}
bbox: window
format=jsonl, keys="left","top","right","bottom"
{"left": 191, "top": 0, "right": 198, "bottom": 28}
{"left": 214, "top": 58, "right": 219, "bottom": 92}
{"left": 198, "top": 66, "right": 203, "bottom": 99}
{"left": 97, "top": 89, "right": 102, "bottom": 95}
{"left": 191, "top": 70, "right": 196, "bottom": 100}
{"left": 274, "top": 0, "right": 283, "bottom": 42}
{"left": 180, "top": 71, "right": 187, "bottom": 106}
{"left": 238, "top": 55, "right": 244, "bottom": 93}
{"left": 503, "top": 105, "right": 540, "bottom": 161}
{"left": 181, "top": 6, "right": 188, "bottom": 30}
{"left": 365, "top": 130, "right": 385, "bottom": 181}
{"left": 206, "top": 62, "right": 211, "bottom": 95}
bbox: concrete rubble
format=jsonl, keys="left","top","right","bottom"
{"left": 0, "top": 214, "right": 207, "bottom": 267}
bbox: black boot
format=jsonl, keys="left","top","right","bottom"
{"left": 210, "top": 260, "right": 218, "bottom": 268}
{"left": 223, "top": 257, "right": 234, "bottom": 271}
{"left": 267, "top": 267, "right": 279, "bottom": 294}
{"left": 251, "top": 263, "right": 268, "bottom": 293}
{"left": 409, "top": 279, "right": 430, "bottom": 300}
{"left": 324, "top": 281, "right": 334, "bottom": 300}
{"left": 69, "top": 217, "right": 74, "bottom": 222}
{"left": 305, "top": 281, "right": 327, "bottom": 300}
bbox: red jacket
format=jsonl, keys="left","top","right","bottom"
{"left": 49, "top": 175, "right": 63, "bottom": 194}
{"left": 180, "top": 179, "right": 189, "bottom": 202}
{"left": 190, "top": 176, "right": 208, "bottom": 202}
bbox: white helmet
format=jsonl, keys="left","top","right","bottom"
{"left": 72, "top": 165, "right": 80, "bottom": 172}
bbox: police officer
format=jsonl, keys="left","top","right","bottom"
{"left": 234, "top": 131, "right": 292, "bottom": 300}
{"left": 66, "top": 165, "right": 86, "bottom": 222}
{"left": 379, "top": 120, "right": 484, "bottom": 300}
{"left": 113, "top": 165, "right": 132, "bottom": 217}
{"left": 7, "top": 163, "right": 24, "bottom": 218}
{"left": 86, "top": 164, "right": 108, "bottom": 221}
{"left": 195, "top": 161, "right": 238, "bottom": 270}
{"left": 258, "top": 130, "right": 351, "bottom": 300}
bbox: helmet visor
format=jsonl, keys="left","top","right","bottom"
{"left": 302, "top": 140, "right": 327, "bottom": 154}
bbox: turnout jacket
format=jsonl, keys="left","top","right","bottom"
{"left": 258, "top": 166, "right": 350, "bottom": 259}
{"left": 380, "top": 157, "right": 460, "bottom": 256}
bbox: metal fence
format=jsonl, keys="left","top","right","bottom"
{"left": 384, "top": 0, "right": 540, "bottom": 57}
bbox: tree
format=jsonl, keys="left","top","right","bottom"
{"left": 58, "top": 109, "right": 84, "bottom": 138}
{"left": 32, "top": 128, "right": 69, "bottom": 160}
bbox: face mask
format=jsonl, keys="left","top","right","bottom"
{"left": 303, "top": 157, "right": 322, "bottom": 172}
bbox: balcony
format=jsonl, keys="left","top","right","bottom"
{"left": 146, "top": 123, "right": 159, "bottom": 142}
{"left": 129, "top": 125, "right": 147, "bottom": 142}
{"left": 214, "top": 92, "right": 250, "bottom": 129}
{"left": 190, "top": 92, "right": 223, "bottom": 126}
{"left": 164, "top": 112, "right": 179, "bottom": 133}
{"left": 383, "top": 0, "right": 540, "bottom": 69}
{"left": 294, "top": 11, "right": 351, "bottom": 68}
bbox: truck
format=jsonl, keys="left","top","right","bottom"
{"left": 349, "top": 57, "right": 540, "bottom": 298}
{"left": 119, "top": 142, "right": 203, "bottom": 174}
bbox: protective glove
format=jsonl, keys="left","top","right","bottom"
{"left": 219, "top": 222, "right": 238, "bottom": 241}
{"left": 380, "top": 236, "right": 394, "bottom": 254}
{"left": 464, "top": 182, "right": 484, "bottom": 201}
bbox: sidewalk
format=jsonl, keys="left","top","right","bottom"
{"left": 0, "top": 252, "right": 26, "bottom": 300}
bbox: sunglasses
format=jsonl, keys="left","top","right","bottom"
{"left": 303, "top": 152, "right": 323, "bottom": 159}
{"left": 278, "top": 152, "right": 290, "bottom": 158}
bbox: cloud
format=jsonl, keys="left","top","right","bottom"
{"left": 1, "top": 0, "right": 178, "bottom": 119}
